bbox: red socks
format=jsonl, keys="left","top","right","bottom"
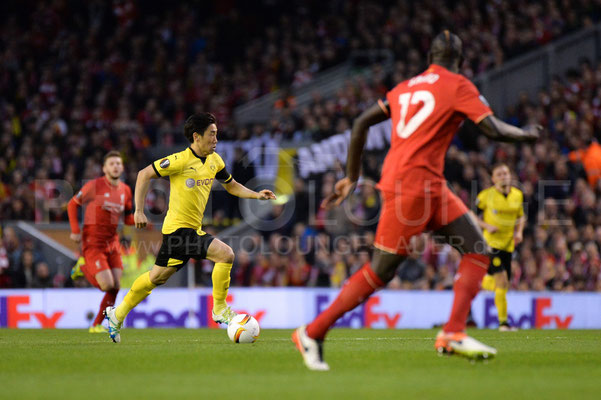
{"left": 307, "top": 264, "right": 384, "bottom": 340}
{"left": 93, "top": 289, "right": 118, "bottom": 326}
{"left": 443, "top": 253, "right": 488, "bottom": 333}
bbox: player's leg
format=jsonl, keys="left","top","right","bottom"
{"left": 89, "top": 269, "right": 117, "bottom": 331}
{"left": 492, "top": 251, "right": 514, "bottom": 331}
{"left": 204, "top": 237, "right": 236, "bottom": 323}
{"left": 89, "top": 261, "right": 122, "bottom": 332}
{"left": 431, "top": 190, "right": 496, "bottom": 358}
{"left": 81, "top": 249, "right": 114, "bottom": 332}
{"left": 294, "top": 190, "right": 416, "bottom": 370}
{"left": 113, "top": 265, "right": 177, "bottom": 322}
{"left": 105, "top": 231, "right": 185, "bottom": 342}
{"left": 294, "top": 248, "right": 405, "bottom": 371}
{"left": 434, "top": 212, "right": 489, "bottom": 330}
{"left": 307, "top": 248, "right": 404, "bottom": 339}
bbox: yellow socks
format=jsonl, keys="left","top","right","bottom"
{"left": 212, "top": 262, "right": 232, "bottom": 315}
{"left": 481, "top": 274, "right": 496, "bottom": 291}
{"left": 115, "top": 272, "right": 156, "bottom": 322}
{"left": 495, "top": 287, "right": 508, "bottom": 324}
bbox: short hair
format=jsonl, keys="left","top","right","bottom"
{"left": 491, "top": 162, "right": 510, "bottom": 174}
{"left": 184, "top": 113, "right": 217, "bottom": 143}
{"left": 429, "top": 30, "right": 462, "bottom": 64}
{"left": 103, "top": 150, "right": 122, "bottom": 165}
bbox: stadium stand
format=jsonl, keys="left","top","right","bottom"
{"left": 1, "top": 1, "right": 600, "bottom": 290}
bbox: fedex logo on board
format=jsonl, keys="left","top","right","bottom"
{"left": 0, "top": 295, "right": 64, "bottom": 328}
{"left": 484, "top": 297, "right": 573, "bottom": 329}
{"left": 316, "top": 295, "right": 401, "bottom": 328}
{"left": 125, "top": 294, "right": 265, "bottom": 328}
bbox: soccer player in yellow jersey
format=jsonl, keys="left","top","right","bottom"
{"left": 104, "top": 112, "right": 276, "bottom": 342}
{"left": 475, "top": 163, "right": 525, "bottom": 331}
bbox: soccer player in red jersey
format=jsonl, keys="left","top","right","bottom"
{"left": 67, "top": 151, "right": 134, "bottom": 333}
{"left": 292, "top": 31, "right": 540, "bottom": 370}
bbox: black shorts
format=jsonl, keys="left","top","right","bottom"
{"left": 488, "top": 248, "right": 513, "bottom": 280}
{"left": 155, "top": 228, "right": 215, "bottom": 269}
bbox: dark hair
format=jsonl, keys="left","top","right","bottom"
{"left": 184, "top": 113, "right": 217, "bottom": 143}
{"left": 428, "top": 30, "right": 463, "bottom": 66}
{"left": 103, "top": 150, "right": 122, "bottom": 165}
{"left": 491, "top": 162, "right": 510, "bottom": 174}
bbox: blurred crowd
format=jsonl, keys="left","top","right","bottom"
{"left": 1, "top": 0, "right": 601, "bottom": 291}
{"left": 226, "top": 59, "right": 601, "bottom": 292}
{"left": 2, "top": 0, "right": 600, "bottom": 221}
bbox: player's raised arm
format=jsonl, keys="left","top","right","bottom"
{"left": 322, "top": 100, "right": 390, "bottom": 210}
{"left": 133, "top": 164, "right": 159, "bottom": 229}
{"left": 477, "top": 115, "right": 541, "bottom": 143}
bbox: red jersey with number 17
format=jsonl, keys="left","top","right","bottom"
{"left": 379, "top": 64, "right": 492, "bottom": 194}
{"left": 68, "top": 177, "right": 134, "bottom": 249}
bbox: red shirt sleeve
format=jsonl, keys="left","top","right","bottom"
{"left": 454, "top": 78, "right": 493, "bottom": 123}
{"left": 67, "top": 198, "right": 81, "bottom": 234}
{"left": 72, "top": 181, "right": 95, "bottom": 205}
{"left": 68, "top": 181, "right": 95, "bottom": 234}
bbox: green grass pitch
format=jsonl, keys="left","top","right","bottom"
{"left": 1, "top": 329, "right": 600, "bottom": 399}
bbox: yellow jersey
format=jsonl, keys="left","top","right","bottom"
{"left": 476, "top": 186, "right": 524, "bottom": 252}
{"left": 152, "top": 147, "right": 232, "bottom": 235}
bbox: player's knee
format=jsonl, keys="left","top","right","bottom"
{"left": 99, "top": 281, "right": 115, "bottom": 292}
{"left": 370, "top": 263, "right": 396, "bottom": 284}
{"left": 150, "top": 275, "right": 168, "bottom": 286}
{"left": 220, "top": 246, "right": 235, "bottom": 264}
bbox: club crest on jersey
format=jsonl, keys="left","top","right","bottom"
{"left": 160, "top": 159, "right": 170, "bottom": 169}
{"left": 185, "top": 178, "right": 195, "bottom": 188}
{"left": 210, "top": 164, "right": 216, "bottom": 171}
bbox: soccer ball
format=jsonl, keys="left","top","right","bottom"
{"left": 227, "top": 314, "right": 260, "bottom": 343}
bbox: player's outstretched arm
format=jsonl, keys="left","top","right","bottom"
{"left": 477, "top": 115, "right": 541, "bottom": 143}
{"left": 67, "top": 197, "right": 82, "bottom": 243}
{"left": 322, "top": 101, "right": 389, "bottom": 210}
{"left": 221, "top": 178, "right": 276, "bottom": 200}
{"left": 347, "top": 101, "right": 390, "bottom": 181}
{"left": 133, "top": 165, "right": 158, "bottom": 228}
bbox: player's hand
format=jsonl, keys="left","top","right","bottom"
{"left": 70, "top": 233, "right": 81, "bottom": 243}
{"left": 522, "top": 124, "right": 542, "bottom": 143}
{"left": 321, "top": 177, "right": 357, "bottom": 210}
{"left": 514, "top": 231, "right": 523, "bottom": 245}
{"left": 134, "top": 210, "right": 148, "bottom": 229}
{"left": 257, "top": 189, "right": 277, "bottom": 200}
{"left": 485, "top": 223, "right": 499, "bottom": 234}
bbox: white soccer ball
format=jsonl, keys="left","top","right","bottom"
{"left": 227, "top": 314, "right": 260, "bottom": 343}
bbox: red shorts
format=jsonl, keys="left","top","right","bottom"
{"left": 374, "top": 186, "right": 468, "bottom": 255}
{"left": 81, "top": 246, "right": 123, "bottom": 289}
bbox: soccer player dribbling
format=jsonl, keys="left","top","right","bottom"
{"left": 104, "top": 113, "right": 276, "bottom": 343}
{"left": 68, "top": 151, "right": 134, "bottom": 333}
{"left": 292, "top": 31, "right": 541, "bottom": 370}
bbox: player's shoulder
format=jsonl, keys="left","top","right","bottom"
{"left": 510, "top": 186, "right": 524, "bottom": 197}
{"left": 210, "top": 151, "right": 225, "bottom": 164}
{"left": 478, "top": 186, "right": 493, "bottom": 197}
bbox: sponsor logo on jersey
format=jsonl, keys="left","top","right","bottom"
{"left": 101, "top": 200, "right": 125, "bottom": 213}
{"left": 185, "top": 178, "right": 215, "bottom": 188}
{"left": 160, "top": 159, "right": 170, "bottom": 169}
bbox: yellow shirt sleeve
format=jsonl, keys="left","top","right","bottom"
{"left": 517, "top": 190, "right": 524, "bottom": 218}
{"left": 213, "top": 153, "right": 233, "bottom": 183}
{"left": 476, "top": 189, "right": 487, "bottom": 210}
{"left": 152, "top": 151, "right": 185, "bottom": 177}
